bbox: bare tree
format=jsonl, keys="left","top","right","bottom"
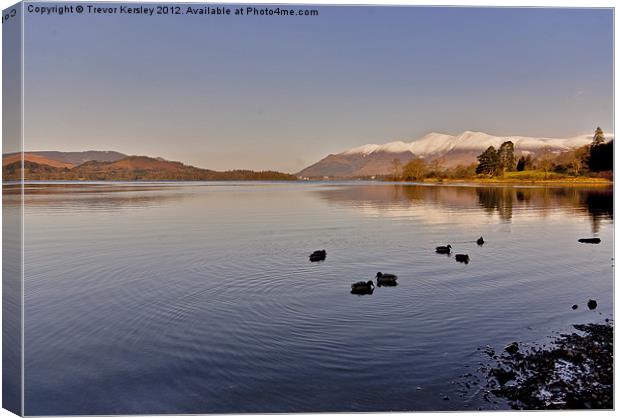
{"left": 537, "top": 146, "right": 554, "bottom": 180}
{"left": 390, "top": 158, "right": 402, "bottom": 180}
{"left": 402, "top": 158, "right": 428, "bottom": 181}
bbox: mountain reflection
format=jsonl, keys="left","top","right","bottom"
{"left": 15, "top": 183, "right": 193, "bottom": 213}
{"left": 317, "top": 183, "right": 613, "bottom": 233}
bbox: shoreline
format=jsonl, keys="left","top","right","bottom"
{"left": 417, "top": 178, "right": 613, "bottom": 187}
{"left": 3, "top": 178, "right": 614, "bottom": 187}
{"left": 469, "top": 321, "right": 614, "bottom": 410}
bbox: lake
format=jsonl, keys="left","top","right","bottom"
{"left": 14, "top": 182, "right": 614, "bottom": 414}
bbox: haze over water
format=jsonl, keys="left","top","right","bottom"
{"left": 16, "top": 182, "right": 613, "bottom": 414}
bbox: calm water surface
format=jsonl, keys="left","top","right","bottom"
{"left": 18, "top": 182, "right": 613, "bottom": 414}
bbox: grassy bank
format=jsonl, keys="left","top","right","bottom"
{"left": 423, "top": 178, "right": 612, "bottom": 186}
{"left": 417, "top": 170, "right": 612, "bottom": 186}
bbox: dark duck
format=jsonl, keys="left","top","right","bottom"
{"left": 375, "top": 272, "right": 398, "bottom": 286}
{"left": 435, "top": 244, "right": 452, "bottom": 254}
{"left": 309, "top": 249, "right": 327, "bottom": 262}
{"left": 578, "top": 238, "right": 601, "bottom": 244}
{"left": 351, "top": 280, "right": 374, "bottom": 295}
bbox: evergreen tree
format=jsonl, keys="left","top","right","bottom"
{"left": 593, "top": 127, "right": 606, "bottom": 145}
{"left": 516, "top": 154, "right": 533, "bottom": 172}
{"left": 589, "top": 140, "right": 613, "bottom": 172}
{"left": 476, "top": 146, "right": 500, "bottom": 175}
{"left": 498, "top": 141, "right": 516, "bottom": 173}
{"left": 588, "top": 128, "right": 613, "bottom": 172}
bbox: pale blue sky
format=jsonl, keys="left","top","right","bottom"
{"left": 22, "top": 5, "right": 613, "bottom": 172}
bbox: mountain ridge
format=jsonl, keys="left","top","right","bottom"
{"left": 2, "top": 152, "right": 296, "bottom": 181}
{"left": 298, "top": 131, "right": 612, "bottom": 178}
{"left": 3, "top": 150, "right": 127, "bottom": 166}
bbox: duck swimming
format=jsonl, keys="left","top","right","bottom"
{"left": 435, "top": 244, "right": 452, "bottom": 254}
{"left": 351, "top": 280, "right": 374, "bottom": 295}
{"left": 309, "top": 249, "right": 327, "bottom": 262}
{"left": 578, "top": 238, "right": 601, "bottom": 244}
{"left": 455, "top": 254, "right": 470, "bottom": 263}
{"left": 477, "top": 236, "right": 484, "bottom": 245}
{"left": 376, "top": 272, "right": 398, "bottom": 286}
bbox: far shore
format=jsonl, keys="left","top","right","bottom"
{"left": 415, "top": 177, "right": 613, "bottom": 187}
{"left": 300, "top": 175, "right": 613, "bottom": 187}
{"left": 5, "top": 177, "right": 613, "bottom": 188}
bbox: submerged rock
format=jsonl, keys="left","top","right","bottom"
{"left": 481, "top": 345, "right": 495, "bottom": 357}
{"left": 490, "top": 368, "right": 516, "bottom": 386}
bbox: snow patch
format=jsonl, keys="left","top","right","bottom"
{"left": 342, "top": 144, "right": 380, "bottom": 156}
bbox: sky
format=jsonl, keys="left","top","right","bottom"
{"left": 21, "top": 4, "right": 613, "bottom": 172}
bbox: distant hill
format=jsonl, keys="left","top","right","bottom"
{"left": 298, "top": 131, "right": 609, "bottom": 178}
{"left": 2, "top": 153, "right": 296, "bottom": 181}
{"left": 2, "top": 152, "right": 76, "bottom": 169}
{"left": 27, "top": 151, "right": 126, "bottom": 166}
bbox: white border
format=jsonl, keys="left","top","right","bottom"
{"left": 0, "top": 2, "right": 616, "bottom": 418}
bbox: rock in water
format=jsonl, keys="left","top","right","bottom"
{"left": 587, "top": 299, "right": 598, "bottom": 310}
{"left": 504, "top": 342, "right": 519, "bottom": 355}
{"left": 482, "top": 323, "right": 613, "bottom": 409}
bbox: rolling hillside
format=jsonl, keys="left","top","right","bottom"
{"left": 2, "top": 153, "right": 296, "bottom": 181}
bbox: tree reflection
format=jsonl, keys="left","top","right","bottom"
{"left": 477, "top": 187, "right": 612, "bottom": 232}
{"left": 581, "top": 190, "right": 613, "bottom": 233}
{"left": 317, "top": 183, "right": 613, "bottom": 234}
{"left": 476, "top": 188, "right": 514, "bottom": 222}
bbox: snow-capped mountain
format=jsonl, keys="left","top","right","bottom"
{"left": 297, "top": 131, "right": 609, "bottom": 178}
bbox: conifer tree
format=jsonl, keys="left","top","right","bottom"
{"left": 476, "top": 146, "right": 500, "bottom": 175}
{"left": 498, "top": 141, "right": 516, "bottom": 173}
{"left": 593, "top": 127, "right": 606, "bottom": 145}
